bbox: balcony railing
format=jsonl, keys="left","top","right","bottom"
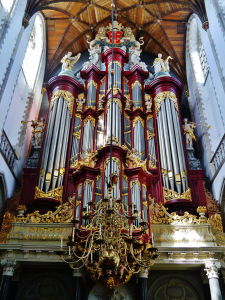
{"left": 210, "top": 134, "right": 225, "bottom": 182}
{"left": 0, "top": 130, "right": 18, "bottom": 175}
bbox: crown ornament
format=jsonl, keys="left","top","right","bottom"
{"left": 108, "top": 21, "right": 123, "bottom": 31}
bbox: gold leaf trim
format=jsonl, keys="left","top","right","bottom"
{"left": 131, "top": 80, "right": 142, "bottom": 90}
{"left": 84, "top": 115, "right": 96, "bottom": 127}
{"left": 34, "top": 186, "right": 63, "bottom": 203}
{"left": 73, "top": 130, "right": 81, "bottom": 139}
{"left": 87, "top": 80, "right": 97, "bottom": 89}
{"left": 163, "top": 187, "right": 192, "bottom": 202}
{"left": 51, "top": 90, "right": 75, "bottom": 117}
{"left": 133, "top": 116, "right": 144, "bottom": 128}
{"left": 154, "top": 91, "right": 179, "bottom": 117}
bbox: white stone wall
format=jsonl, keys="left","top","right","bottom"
{"left": 0, "top": 2, "right": 46, "bottom": 198}
{"left": 186, "top": 10, "right": 225, "bottom": 201}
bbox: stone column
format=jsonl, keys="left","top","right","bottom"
{"left": 136, "top": 268, "right": 149, "bottom": 300}
{"left": 72, "top": 268, "right": 83, "bottom": 300}
{"left": 0, "top": 259, "right": 18, "bottom": 300}
{"left": 205, "top": 260, "right": 222, "bottom": 300}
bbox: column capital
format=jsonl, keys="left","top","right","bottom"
{"left": 1, "top": 259, "right": 18, "bottom": 276}
{"left": 205, "top": 260, "right": 221, "bottom": 279}
{"left": 138, "top": 268, "right": 149, "bottom": 278}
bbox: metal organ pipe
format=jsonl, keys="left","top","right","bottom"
{"left": 45, "top": 96, "right": 64, "bottom": 193}
{"left": 160, "top": 102, "right": 175, "bottom": 191}
{"left": 157, "top": 110, "right": 169, "bottom": 188}
{"left": 38, "top": 97, "right": 59, "bottom": 190}
{"left": 52, "top": 101, "right": 67, "bottom": 189}
{"left": 171, "top": 101, "right": 188, "bottom": 191}
{"left": 164, "top": 97, "right": 181, "bottom": 194}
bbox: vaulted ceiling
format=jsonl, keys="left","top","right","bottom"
{"left": 23, "top": 0, "right": 209, "bottom": 84}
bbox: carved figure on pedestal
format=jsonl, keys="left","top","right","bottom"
{"left": 152, "top": 53, "right": 172, "bottom": 74}
{"left": 183, "top": 118, "right": 196, "bottom": 149}
{"left": 145, "top": 94, "right": 152, "bottom": 112}
{"left": 98, "top": 95, "right": 105, "bottom": 111}
{"left": 123, "top": 27, "right": 144, "bottom": 50}
{"left": 31, "top": 118, "right": 45, "bottom": 147}
{"left": 76, "top": 148, "right": 98, "bottom": 170}
{"left": 86, "top": 27, "right": 108, "bottom": 50}
{"left": 76, "top": 94, "right": 85, "bottom": 111}
{"left": 126, "top": 148, "right": 147, "bottom": 171}
{"left": 124, "top": 95, "right": 132, "bottom": 111}
{"left": 60, "top": 52, "right": 81, "bottom": 72}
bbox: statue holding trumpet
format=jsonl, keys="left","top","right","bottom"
{"left": 21, "top": 118, "right": 45, "bottom": 147}
{"left": 183, "top": 118, "right": 211, "bottom": 149}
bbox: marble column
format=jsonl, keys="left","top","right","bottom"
{"left": 205, "top": 260, "right": 222, "bottom": 300}
{"left": 72, "top": 268, "right": 83, "bottom": 300}
{"left": 0, "top": 259, "right": 18, "bottom": 300}
{"left": 136, "top": 268, "right": 149, "bottom": 300}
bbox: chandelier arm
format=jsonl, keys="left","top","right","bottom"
{"left": 68, "top": 263, "right": 85, "bottom": 270}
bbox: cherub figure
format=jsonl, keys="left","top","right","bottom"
{"left": 76, "top": 148, "right": 98, "bottom": 170}
{"left": 98, "top": 95, "right": 104, "bottom": 111}
{"left": 76, "top": 94, "right": 85, "bottom": 111}
{"left": 126, "top": 148, "right": 147, "bottom": 171}
{"left": 124, "top": 95, "right": 132, "bottom": 111}
{"left": 118, "top": 260, "right": 129, "bottom": 279}
{"left": 31, "top": 118, "right": 45, "bottom": 147}
{"left": 183, "top": 118, "right": 196, "bottom": 149}
{"left": 60, "top": 52, "right": 81, "bottom": 72}
{"left": 145, "top": 94, "right": 152, "bottom": 112}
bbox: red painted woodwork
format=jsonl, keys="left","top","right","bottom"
{"left": 145, "top": 76, "right": 183, "bottom": 101}
{"left": 124, "top": 65, "right": 149, "bottom": 85}
{"left": 20, "top": 168, "right": 37, "bottom": 207}
{"left": 189, "top": 170, "right": 207, "bottom": 207}
{"left": 101, "top": 48, "right": 129, "bottom": 65}
{"left": 164, "top": 199, "right": 198, "bottom": 216}
{"left": 72, "top": 166, "right": 101, "bottom": 189}
{"left": 80, "top": 64, "right": 105, "bottom": 82}
{"left": 125, "top": 167, "right": 153, "bottom": 188}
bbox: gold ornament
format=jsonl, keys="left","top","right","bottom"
{"left": 154, "top": 91, "right": 179, "bottom": 117}
{"left": 34, "top": 186, "right": 63, "bottom": 203}
{"left": 50, "top": 90, "right": 75, "bottom": 117}
{"left": 163, "top": 187, "right": 192, "bottom": 202}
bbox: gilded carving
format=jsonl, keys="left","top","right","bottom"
{"left": 50, "top": 90, "right": 75, "bottom": 117}
{"left": 84, "top": 115, "right": 96, "bottom": 127}
{"left": 126, "top": 148, "right": 147, "bottom": 171}
{"left": 87, "top": 80, "right": 98, "bottom": 89}
{"left": 133, "top": 116, "right": 144, "bottom": 128}
{"left": 34, "top": 186, "right": 63, "bottom": 203}
{"left": 154, "top": 91, "right": 179, "bottom": 117}
{"left": 73, "top": 130, "right": 81, "bottom": 139}
{"left": 76, "top": 148, "right": 98, "bottom": 170}
{"left": 131, "top": 80, "right": 142, "bottom": 90}
{"left": 107, "top": 98, "right": 122, "bottom": 113}
{"left": 163, "top": 187, "right": 192, "bottom": 202}
{"left": 209, "top": 214, "right": 223, "bottom": 232}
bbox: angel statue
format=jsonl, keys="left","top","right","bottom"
{"left": 183, "top": 118, "right": 196, "bottom": 149}
{"left": 76, "top": 148, "right": 98, "bottom": 170}
{"left": 60, "top": 52, "right": 81, "bottom": 72}
{"left": 30, "top": 118, "right": 45, "bottom": 147}
{"left": 152, "top": 53, "right": 172, "bottom": 75}
{"left": 126, "top": 148, "right": 147, "bottom": 172}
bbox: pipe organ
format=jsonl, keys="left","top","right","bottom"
{"left": 21, "top": 21, "right": 207, "bottom": 220}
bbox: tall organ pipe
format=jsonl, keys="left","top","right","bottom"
{"left": 165, "top": 97, "right": 181, "bottom": 194}
{"left": 38, "top": 97, "right": 59, "bottom": 190}
{"left": 52, "top": 101, "right": 67, "bottom": 189}
{"left": 58, "top": 109, "right": 71, "bottom": 187}
{"left": 45, "top": 95, "right": 64, "bottom": 192}
{"left": 157, "top": 111, "right": 169, "bottom": 188}
{"left": 160, "top": 102, "right": 174, "bottom": 191}
{"left": 171, "top": 102, "right": 188, "bottom": 191}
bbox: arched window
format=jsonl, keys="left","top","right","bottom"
{"left": 22, "top": 14, "right": 44, "bottom": 88}
{"left": 1, "top": 0, "right": 14, "bottom": 12}
{"left": 197, "top": 31, "right": 209, "bottom": 80}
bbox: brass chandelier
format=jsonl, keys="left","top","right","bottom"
{"left": 57, "top": 0, "right": 158, "bottom": 288}
{"left": 58, "top": 172, "right": 158, "bottom": 287}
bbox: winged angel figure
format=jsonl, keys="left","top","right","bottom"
{"left": 60, "top": 52, "right": 81, "bottom": 72}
